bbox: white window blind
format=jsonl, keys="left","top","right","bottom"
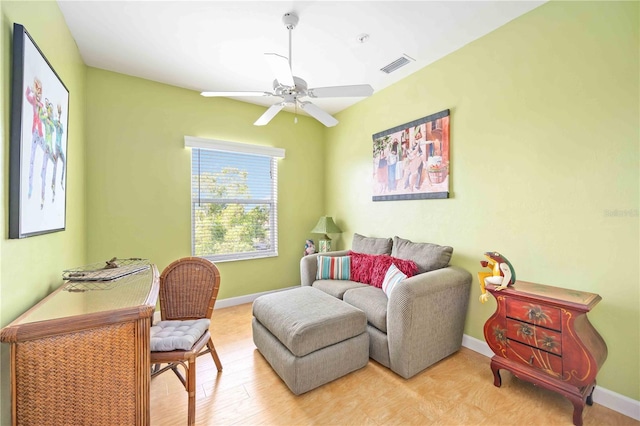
{"left": 185, "top": 136, "right": 284, "bottom": 262}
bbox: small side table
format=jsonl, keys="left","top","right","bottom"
{"left": 484, "top": 280, "right": 607, "bottom": 426}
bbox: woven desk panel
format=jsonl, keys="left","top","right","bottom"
{"left": 15, "top": 322, "right": 137, "bottom": 425}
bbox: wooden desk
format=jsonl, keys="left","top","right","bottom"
{"left": 484, "top": 280, "right": 607, "bottom": 426}
{"left": 0, "top": 265, "right": 159, "bottom": 426}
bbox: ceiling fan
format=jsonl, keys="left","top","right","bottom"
{"left": 200, "top": 12, "right": 374, "bottom": 127}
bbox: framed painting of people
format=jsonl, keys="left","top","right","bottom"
{"left": 9, "top": 23, "right": 69, "bottom": 239}
{"left": 372, "top": 109, "right": 450, "bottom": 201}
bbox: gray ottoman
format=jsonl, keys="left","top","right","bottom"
{"left": 252, "top": 286, "right": 369, "bottom": 395}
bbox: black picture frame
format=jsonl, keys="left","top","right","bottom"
{"left": 9, "top": 23, "right": 69, "bottom": 239}
{"left": 372, "top": 109, "right": 450, "bottom": 201}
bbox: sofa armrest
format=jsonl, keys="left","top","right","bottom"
{"left": 300, "top": 250, "right": 351, "bottom": 286}
{"left": 387, "top": 266, "right": 472, "bottom": 379}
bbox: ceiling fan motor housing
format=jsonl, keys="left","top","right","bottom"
{"left": 273, "top": 76, "right": 308, "bottom": 97}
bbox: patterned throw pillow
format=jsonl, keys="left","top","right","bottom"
{"left": 348, "top": 251, "right": 418, "bottom": 287}
{"left": 348, "top": 251, "right": 377, "bottom": 284}
{"left": 370, "top": 255, "right": 418, "bottom": 288}
{"left": 316, "top": 256, "right": 351, "bottom": 280}
{"left": 382, "top": 264, "right": 407, "bottom": 297}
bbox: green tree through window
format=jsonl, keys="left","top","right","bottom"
{"left": 191, "top": 146, "right": 278, "bottom": 261}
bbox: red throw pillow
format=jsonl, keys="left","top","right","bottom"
{"left": 348, "top": 251, "right": 377, "bottom": 285}
{"left": 370, "top": 255, "right": 418, "bottom": 288}
{"left": 349, "top": 251, "right": 418, "bottom": 288}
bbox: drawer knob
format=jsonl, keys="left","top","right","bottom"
{"left": 529, "top": 355, "right": 535, "bottom": 365}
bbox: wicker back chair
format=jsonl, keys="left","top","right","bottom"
{"left": 151, "top": 257, "right": 223, "bottom": 426}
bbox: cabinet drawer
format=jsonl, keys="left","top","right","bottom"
{"left": 507, "top": 339, "right": 563, "bottom": 378}
{"left": 506, "top": 299, "right": 561, "bottom": 331}
{"left": 506, "top": 319, "right": 562, "bottom": 355}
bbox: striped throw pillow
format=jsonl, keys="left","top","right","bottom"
{"left": 316, "top": 256, "right": 351, "bottom": 280}
{"left": 382, "top": 263, "right": 407, "bottom": 297}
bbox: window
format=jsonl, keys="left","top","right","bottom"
{"left": 185, "top": 136, "right": 285, "bottom": 262}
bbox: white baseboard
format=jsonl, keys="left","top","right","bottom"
{"left": 153, "top": 286, "right": 298, "bottom": 324}
{"left": 214, "top": 286, "right": 299, "bottom": 309}
{"left": 461, "top": 334, "right": 494, "bottom": 358}
{"left": 461, "top": 334, "right": 640, "bottom": 421}
{"left": 591, "top": 386, "right": 640, "bottom": 421}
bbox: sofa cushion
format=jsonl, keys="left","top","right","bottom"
{"left": 316, "top": 255, "right": 351, "bottom": 280}
{"left": 352, "top": 233, "right": 392, "bottom": 255}
{"left": 391, "top": 236, "right": 453, "bottom": 273}
{"left": 343, "top": 286, "right": 388, "bottom": 333}
{"left": 312, "top": 280, "right": 368, "bottom": 299}
{"left": 381, "top": 264, "right": 407, "bottom": 297}
{"left": 370, "top": 255, "right": 418, "bottom": 288}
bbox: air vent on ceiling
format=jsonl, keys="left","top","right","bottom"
{"left": 380, "top": 54, "right": 415, "bottom": 74}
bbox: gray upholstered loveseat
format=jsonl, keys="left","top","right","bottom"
{"left": 300, "top": 234, "right": 472, "bottom": 379}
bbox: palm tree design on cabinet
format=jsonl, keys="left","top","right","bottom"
{"left": 491, "top": 303, "right": 563, "bottom": 378}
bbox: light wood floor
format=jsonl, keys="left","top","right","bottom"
{"left": 150, "top": 303, "right": 637, "bottom": 426}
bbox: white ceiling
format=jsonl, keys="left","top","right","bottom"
{"left": 57, "top": 1, "right": 545, "bottom": 116}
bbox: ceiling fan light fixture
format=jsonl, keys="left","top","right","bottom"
{"left": 202, "top": 11, "right": 372, "bottom": 128}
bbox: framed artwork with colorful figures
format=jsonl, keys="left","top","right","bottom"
{"left": 372, "top": 109, "right": 450, "bottom": 201}
{"left": 9, "top": 23, "right": 69, "bottom": 238}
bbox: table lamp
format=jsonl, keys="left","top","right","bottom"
{"left": 311, "top": 216, "right": 342, "bottom": 253}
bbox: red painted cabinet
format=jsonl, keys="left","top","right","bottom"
{"left": 484, "top": 280, "right": 607, "bottom": 426}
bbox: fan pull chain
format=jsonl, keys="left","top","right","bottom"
{"left": 294, "top": 102, "right": 298, "bottom": 124}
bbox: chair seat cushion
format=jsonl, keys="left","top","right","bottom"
{"left": 150, "top": 319, "right": 210, "bottom": 351}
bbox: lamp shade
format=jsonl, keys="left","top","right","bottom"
{"left": 310, "top": 216, "right": 342, "bottom": 234}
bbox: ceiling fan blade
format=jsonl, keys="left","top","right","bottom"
{"left": 307, "top": 84, "right": 374, "bottom": 98}
{"left": 264, "top": 53, "right": 295, "bottom": 87}
{"left": 201, "top": 91, "right": 273, "bottom": 97}
{"left": 299, "top": 101, "right": 338, "bottom": 127}
{"left": 254, "top": 102, "right": 285, "bottom": 126}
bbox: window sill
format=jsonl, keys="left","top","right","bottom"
{"left": 196, "top": 251, "right": 278, "bottom": 264}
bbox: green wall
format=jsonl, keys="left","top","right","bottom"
{"left": 0, "top": 0, "right": 87, "bottom": 423}
{"left": 85, "top": 68, "right": 325, "bottom": 300}
{"left": 326, "top": 1, "right": 639, "bottom": 400}
{"left": 0, "top": 1, "right": 638, "bottom": 423}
